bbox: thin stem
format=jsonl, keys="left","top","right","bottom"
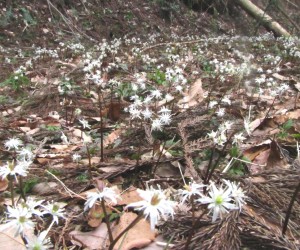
{"left": 19, "top": 176, "right": 26, "bottom": 202}
{"left": 205, "top": 135, "right": 232, "bottom": 186}
{"left": 203, "top": 146, "right": 215, "bottom": 185}
{"left": 109, "top": 213, "right": 144, "bottom": 250}
{"left": 152, "top": 140, "right": 167, "bottom": 176}
{"left": 86, "top": 144, "right": 92, "bottom": 180}
{"left": 184, "top": 208, "right": 207, "bottom": 249}
{"left": 101, "top": 199, "right": 114, "bottom": 244}
{"left": 282, "top": 180, "right": 300, "bottom": 236}
{"left": 9, "top": 175, "right": 15, "bottom": 207}
{"left": 98, "top": 89, "right": 104, "bottom": 162}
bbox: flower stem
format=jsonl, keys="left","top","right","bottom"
{"left": 19, "top": 176, "right": 26, "bottom": 202}
{"left": 184, "top": 208, "right": 207, "bottom": 249}
{"left": 9, "top": 175, "right": 15, "bottom": 207}
{"left": 108, "top": 213, "right": 143, "bottom": 250}
{"left": 86, "top": 144, "right": 92, "bottom": 180}
{"left": 152, "top": 140, "right": 167, "bottom": 177}
{"left": 101, "top": 199, "right": 114, "bottom": 244}
{"left": 282, "top": 180, "right": 300, "bottom": 236}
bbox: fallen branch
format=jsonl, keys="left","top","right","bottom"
{"left": 235, "top": 0, "right": 291, "bottom": 37}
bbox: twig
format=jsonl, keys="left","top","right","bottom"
{"left": 45, "top": 170, "right": 85, "bottom": 200}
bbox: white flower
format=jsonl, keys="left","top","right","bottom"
{"left": 159, "top": 112, "right": 172, "bottom": 125}
{"left": 0, "top": 161, "right": 28, "bottom": 181}
{"left": 151, "top": 89, "right": 162, "bottom": 99}
{"left": 221, "top": 96, "right": 231, "bottom": 105}
{"left": 151, "top": 119, "right": 163, "bottom": 131}
{"left": 84, "top": 187, "right": 119, "bottom": 211}
{"left": 26, "top": 230, "right": 53, "bottom": 250}
{"left": 16, "top": 159, "right": 32, "bottom": 171}
{"left": 142, "top": 108, "right": 153, "bottom": 120}
{"left": 220, "top": 121, "right": 233, "bottom": 132}
{"left": 198, "top": 182, "right": 236, "bottom": 222}
{"left": 215, "top": 132, "right": 227, "bottom": 146}
{"left": 4, "top": 206, "right": 34, "bottom": 237}
{"left": 175, "top": 85, "right": 183, "bottom": 93}
{"left": 126, "top": 187, "right": 175, "bottom": 230}
{"left": 72, "top": 153, "right": 81, "bottom": 163}
{"left": 223, "top": 180, "right": 246, "bottom": 211}
{"left": 79, "top": 119, "right": 91, "bottom": 129}
{"left": 164, "top": 93, "right": 174, "bottom": 102}
{"left": 75, "top": 108, "right": 82, "bottom": 116}
{"left": 216, "top": 108, "right": 225, "bottom": 117}
{"left": 129, "top": 107, "right": 142, "bottom": 120}
{"left": 209, "top": 101, "right": 218, "bottom": 108}
{"left": 207, "top": 130, "right": 218, "bottom": 140}
{"left": 178, "top": 181, "right": 205, "bottom": 204}
{"left": 18, "top": 147, "right": 34, "bottom": 161}
{"left": 233, "top": 133, "right": 246, "bottom": 145}
{"left": 4, "top": 137, "right": 23, "bottom": 151}
{"left": 158, "top": 106, "right": 171, "bottom": 113}
{"left": 22, "top": 197, "right": 45, "bottom": 217}
{"left": 60, "top": 132, "right": 69, "bottom": 144}
{"left": 41, "top": 202, "right": 65, "bottom": 224}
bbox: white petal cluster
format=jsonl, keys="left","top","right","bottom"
{"left": 84, "top": 186, "right": 120, "bottom": 211}
{"left": 26, "top": 230, "right": 53, "bottom": 250}
{"left": 4, "top": 137, "right": 23, "bottom": 151}
{"left": 126, "top": 186, "right": 175, "bottom": 230}
{"left": 3, "top": 206, "right": 35, "bottom": 237}
{"left": 198, "top": 180, "right": 246, "bottom": 222}
{"left": 178, "top": 181, "right": 206, "bottom": 204}
{"left": 0, "top": 161, "right": 28, "bottom": 181}
{"left": 41, "top": 202, "right": 65, "bottom": 224}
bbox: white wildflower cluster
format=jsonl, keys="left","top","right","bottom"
{"left": 58, "top": 78, "right": 74, "bottom": 95}
{"left": 33, "top": 47, "right": 59, "bottom": 59}
{"left": 59, "top": 42, "right": 85, "bottom": 54}
{"left": 198, "top": 180, "right": 246, "bottom": 222}
{"left": 126, "top": 186, "right": 175, "bottom": 230}
{"left": 2, "top": 199, "right": 63, "bottom": 249}
{"left": 1, "top": 138, "right": 35, "bottom": 181}
{"left": 209, "top": 58, "right": 250, "bottom": 77}
{"left": 126, "top": 91, "right": 174, "bottom": 131}
{"left": 207, "top": 121, "right": 233, "bottom": 147}
{"left": 84, "top": 185, "right": 120, "bottom": 211}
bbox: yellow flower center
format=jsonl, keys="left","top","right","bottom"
{"left": 215, "top": 195, "right": 223, "bottom": 205}
{"left": 19, "top": 216, "right": 26, "bottom": 223}
{"left": 8, "top": 161, "right": 15, "bottom": 171}
{"left": 184, "top": 185, "right": 191, "bottom": 192}
{"left": 150, "top": 193, "right": 161, "bottom": 206}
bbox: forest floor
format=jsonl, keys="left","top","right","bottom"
{"left": 0, "top": 0, "right": 300, "bottom": 249}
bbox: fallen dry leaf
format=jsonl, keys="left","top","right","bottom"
{"left": 70, "top": 223, "right": 109, "bottom": 249}
{"left": 113, "top": 212, "right": 155, "bottom": 250}
{"left": 0, "top": 223, "right": 35, "bottom": 250}
{"left": 117, "top": 187, "right": 142, "bottom": 206}
{"left": 88, "top": 204, "right": 105, "bottom": 228}
{"left": 178, "top": 78, "right": 204, "bottom": 108}
{"left": 0, "top": 178, "right": 8, "bottom": 192}
{"left": 103, "top": 129, "right": 122, "bottom": 148}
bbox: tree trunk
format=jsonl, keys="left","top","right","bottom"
{"left": 235, "top": 0, "right": 291, "bottom": 37}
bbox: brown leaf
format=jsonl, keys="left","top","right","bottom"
{"left": 117, "top": 187, "right": 142, "bottom": 206}
{"left": 103, "top": 129, "right": 122, "bottom": 148}
{"left": 0, "top": 178, "right": 8, "bottom": 192}
{"left": 113, "top": 212, "right": 155, "bottom": 250}
{"left": 178, "top": 78, "right": 204, "bottom": 108}
{"left": 88, "top": 204, "right": 105, "bottom": 228}
{"left": 266, "top": 140, "right": 289, "bottom": 169}
{"left": 108, "top": 101, "right": 121, "bottom": 121}
{"left": 0, "top": 223, "right": 34, "bottom": 250}
{"left": 69, "top": 223, "right": 109, "bottom": 249}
